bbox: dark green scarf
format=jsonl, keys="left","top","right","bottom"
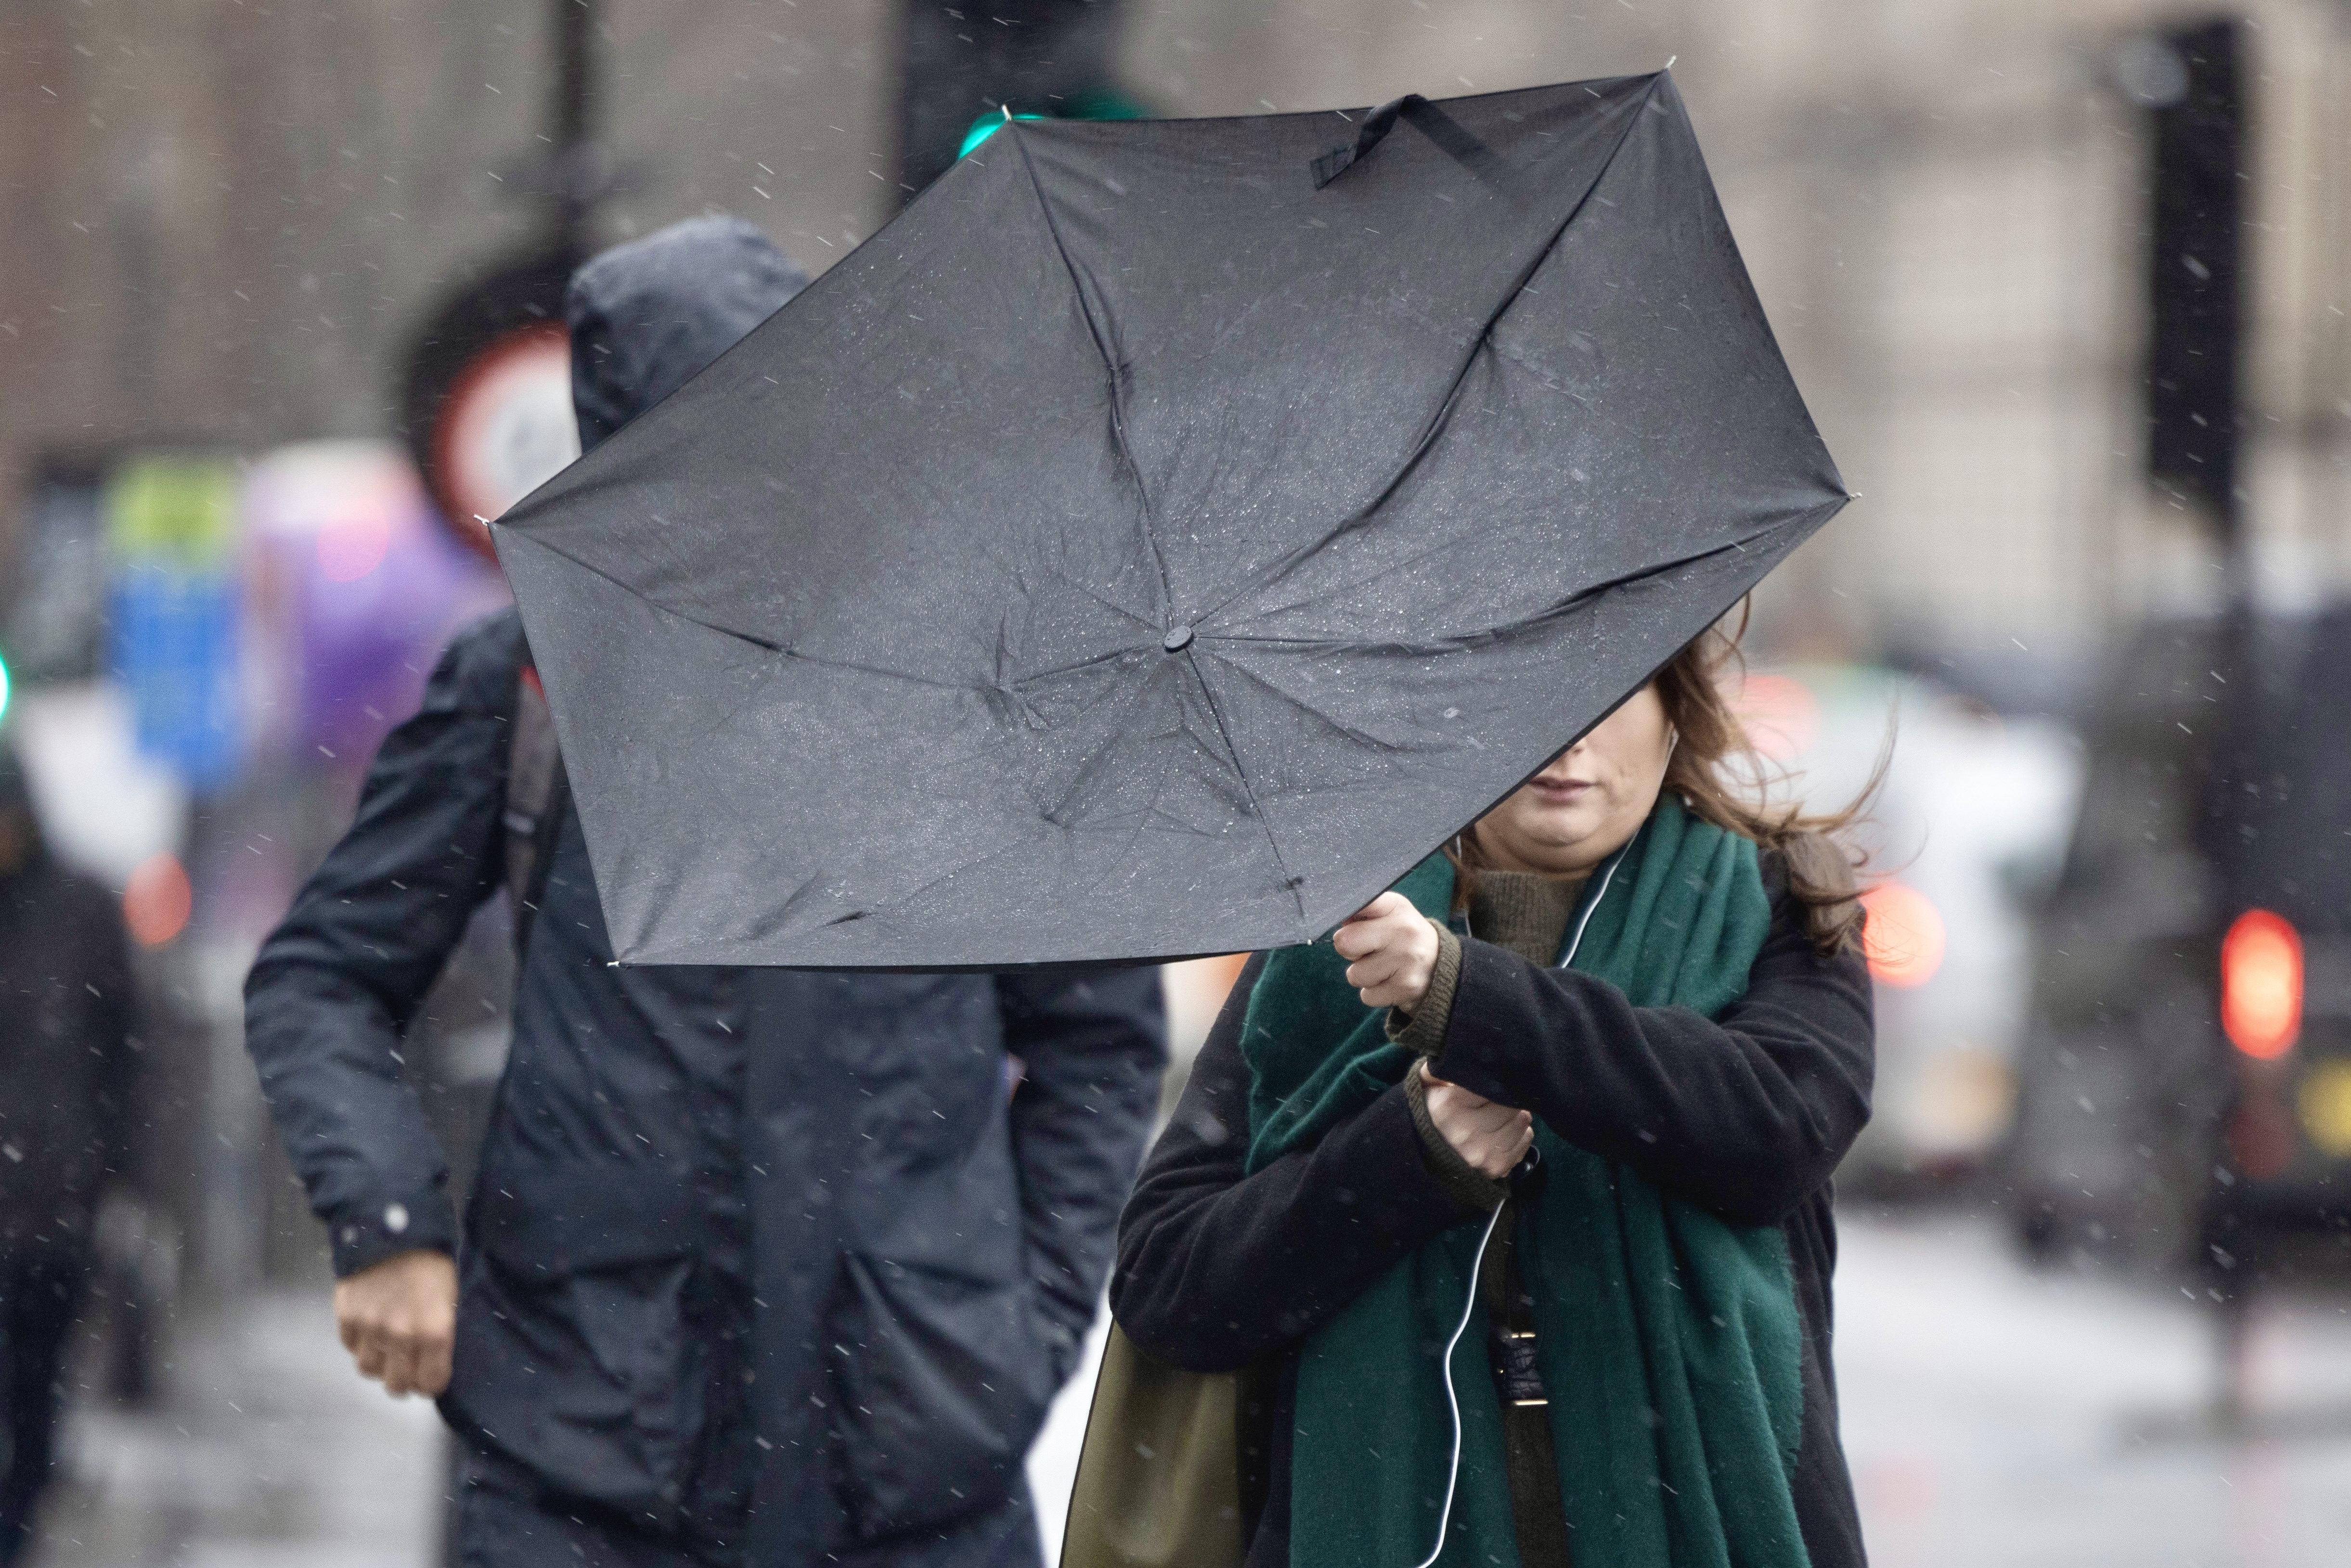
{"left": 1240, "top": 796, "right": 1808, "bottom": 1568}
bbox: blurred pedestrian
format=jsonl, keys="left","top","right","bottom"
{"left": 0, "top": 742, "right": 137, "bottom": 1567}
{"left": 244, "top": 217, "right": 1166, "bottom": 1568}
{"left": 1108, "top": 621, "right": 1874, "bottom": 1568}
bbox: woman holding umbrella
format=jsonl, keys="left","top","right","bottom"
{"left": 1109, "top": 618, "right": 1874, "bottom": 1568}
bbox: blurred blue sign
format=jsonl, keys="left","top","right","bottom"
{"left": 105, "top": 458, "right": 245, "bottom": 791}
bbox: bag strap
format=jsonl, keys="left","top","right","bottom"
{"left": 503, "top": 665, "right": 572, "bottom": 961}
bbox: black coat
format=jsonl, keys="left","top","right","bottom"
{"left": 245, "top": 607, "right": 1166, "bottom": 1561}
{"left": 0, "top": 842, "right": 136, "bottom": 1247}
{"left": 1111, "top": 863, "right": 1873, "bottom": 1568}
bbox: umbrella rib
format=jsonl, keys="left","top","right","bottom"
{"left": 834, "top": 691, "right": 1208, "bottom": 926}
{"left": 1013, "top": 642, "right": 1152, "bottom": 688}
{"left": 506, "top": 529, "right": 982, "bottom": 695}
{"left": 728, "top": 635, "right": 980, "bottom": 694}
{"left": 851, "top": 825, "right": 1061, "bottom": 925}
{"left": 1008, "top": 124, "right": 1174, "bottom": 624}
{"left": 1194, "top": 73, "right": 1667, "bottom": 630}
{"left": 1221, "top": 503, "right": 1829, "bottom": 642}
{"left": 1207, "top": 504, "right": 1839, "bottom": 655}
{"left": 1000, "top": 126, "right": 1325, "bottom": 929}
{"left": 1176, "top": 646, "right": 1311, "bottom": 935}
{"left": 1223, "top": 526, "right": 1484, "bottom": 628}
{"left": 1026, "top": 664, "right": 1173, "bottom": 828}
{"left": 1089, "top": 716, "right": 1191, "bottom": 892}
{"left": 1032, "top": 561, "right": 1160, "bottom": 632}
{"left": 1195, "top": 645, "right": 1447, "bottom": 754}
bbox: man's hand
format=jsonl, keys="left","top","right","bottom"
{"left": 1333, "top": 892, "right": 1440, "bottom": 1011}
{"left": 1420, "top": 1061, "right": 1534, "bottom": 1180}
{"left": 334, "top": 1249, "right": 456, "bottom": 1399}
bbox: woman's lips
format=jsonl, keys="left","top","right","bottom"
{"left": 1529, "top": 778, "right": 1593, "bottom": 803}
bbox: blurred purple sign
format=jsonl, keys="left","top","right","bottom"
{"left": 243, "top": 442, "right": 509, "bottom": 766}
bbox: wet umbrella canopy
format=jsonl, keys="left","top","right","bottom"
{"left": 495, "top": 71, "right": 1848, "bottom": 968}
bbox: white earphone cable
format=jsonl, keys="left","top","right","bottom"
{"left": 1559, "top": 849, "right": 1623, "bottom": 977}
{"left": 1411, "top": 1201, "right": 1505, "bottom": 1568}
{"left": 1408, "top": 845, "right": 1624, "bottom": 1567}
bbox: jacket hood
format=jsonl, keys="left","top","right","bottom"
{"left": 567, "top": 216, "right": 809, "bottom": 453}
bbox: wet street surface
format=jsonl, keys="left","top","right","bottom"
{"left": 26, "top": 1209, "right": 2351, "bottom": 1566}
{"left": 34, "top": 1292, "right": 444, "bottom": 1568}
{"left": 1837, "top": 1209, "right": 2351, "bottom": 1567}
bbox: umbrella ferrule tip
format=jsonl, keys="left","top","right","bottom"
{"left": 1162, "top": 623, "right": 1196, "bottom": 653}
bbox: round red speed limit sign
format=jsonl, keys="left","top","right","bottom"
{"left": 427, "top": 323, "right": 579, "bottom": 558}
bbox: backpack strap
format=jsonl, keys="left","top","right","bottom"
{"left": 503, "top": 664, "right": 571, "bottom": 961}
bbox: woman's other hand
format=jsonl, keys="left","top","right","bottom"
{"left": 1333, "top": 891, "right": 1439, "bottom": 1010}
{"left": 1419, "top": 1061, "right": 1534, "bottom": 1179}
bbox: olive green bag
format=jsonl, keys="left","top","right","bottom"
{"left": 1059, "top": 1325, "right": 1245, "bottom": 1568}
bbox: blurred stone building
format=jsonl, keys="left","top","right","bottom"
{"left": 0, "top": 0, "right": 897, "bottom": 472}
{"left": 11, "top": 1, "right": 2351, "bottom": 675}
{"left": 8, "top": 0, "right": 2351, "bottom": 668}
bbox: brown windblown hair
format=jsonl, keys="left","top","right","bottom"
{"left": 1449, "top": 603, "right": 1874, "bottom": 955}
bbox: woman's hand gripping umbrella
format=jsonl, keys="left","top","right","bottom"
{"left": 1337, "top": 893, "right": 1533, "bottom": 1182}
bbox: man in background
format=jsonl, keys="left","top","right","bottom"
{"left": 244, "top": 217, "right": 1166, "bottom": 1568}
{"left": 0, "top": 743, "right": 137, "bottom": 1566}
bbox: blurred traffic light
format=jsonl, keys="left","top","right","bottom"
{"left": 2133, "top": 18, "right": 2246, "bottom": 538}
{"left": 896, "top": 1, "right": 1138, "bottom": 198}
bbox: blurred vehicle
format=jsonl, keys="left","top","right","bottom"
{"left": 2222, "top": 611, "right": 2351, "bottom": 1277}
{"left": 2009, "top": 609, "right": 2351, "bottom": 1352}
{"left": 2007, "top": 618, "right": 2228, "bottom": 1270}
{"left": 1741, "top": 664, "right": 2081, "bottom": 1188}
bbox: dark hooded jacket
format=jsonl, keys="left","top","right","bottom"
{"left": 0, "top": 745, "right": 137, "bottom": 1247}
{"left": 243, "top": 217, "right": 1166, "bottom": 1562}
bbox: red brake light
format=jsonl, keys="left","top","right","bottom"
{"left": 2222, "top": 909, "right": 2302, "bottom": 1059}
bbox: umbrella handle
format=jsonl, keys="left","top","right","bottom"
{"left": 1309, "top": 93, "right": 1427, "bottom": 188}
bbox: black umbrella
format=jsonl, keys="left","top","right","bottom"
{"left": 495, "top": 71, "right": 1848, "bottom": 968}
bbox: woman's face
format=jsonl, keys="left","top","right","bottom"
{"left": 1473, "top": 683, "right": 1674, "bottom": 877}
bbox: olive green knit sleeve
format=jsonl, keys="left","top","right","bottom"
{"left": 1404, "top": 1064, "right": 1506, "bottom": 1212}
{"left": 1376, "top": 921, "right": 1492, "bottom": 1209}
{"left": 1383, "top": 919, "right": 1461, "bottom": 1059}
